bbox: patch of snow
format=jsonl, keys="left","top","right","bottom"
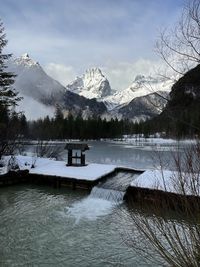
{"left": 13, "top": 156, "right": 116, "bottom": 181}
{"left": 131, "top": 170, "right": 200, "bottom": 196}
{"left": 0, "top": 166, "right": 8, "bottom": 175}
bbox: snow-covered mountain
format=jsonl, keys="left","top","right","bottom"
{"left": 65, "top": 69, "right": 173, "bottom": 113}
{"left": 6, "top": 53, "right": 174, "bottom": 121}
{"left": 117, "top": 91, "right": 169, "bottom": 122}
{"left": 7, "top": 54, "right": 107, "bottom": 119}
{"left": 101, "top": 91, "right": 169, "bottom": 122}
{"left": 7, "top": 53, "right": 65, "bottom": 102}
{"left": 103, "top": 75, "right": 173, "bottom": 110}
{"left": 66, "top": 68, "right": 112, "bottom": 99}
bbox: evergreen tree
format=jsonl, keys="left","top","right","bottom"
{"left": 19, "top": 113, "right": 29, "bottom": 137}
{"left": 0, "top": 20, "right": 21, "bottom": 107}
{"left": 0, "top": 20, "right": 21, "bottom": 158}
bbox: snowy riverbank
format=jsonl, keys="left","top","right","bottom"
{"left": 131, "top": 169, "right": 200, "bottom": 196}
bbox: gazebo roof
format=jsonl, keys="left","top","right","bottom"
{"left": 64, "top": 143, "right": 89, "bottom": 151}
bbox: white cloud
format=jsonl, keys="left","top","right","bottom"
{"left": 44, "top": 63, "right": 76, "bottom": 86}
{"left": 102, "top": 58, "right": 164, "bottom": 90}
{"left": 16, "top": 95, "right": 55, "bottom": 120}
{"left": 43, "top": 58, "right": 166, "bottom": 91}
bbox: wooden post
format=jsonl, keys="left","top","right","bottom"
{"left": 68, "top": 149, "right": 72, "bottom": 166}
{"left": 81, "top": 152, "right": 85, "bottom": 166}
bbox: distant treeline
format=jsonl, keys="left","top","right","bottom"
{"left": 28, "top": 115, "right": 200, "bottom": 139}
{"left": 0, "top": 107, "right": 138, "bottom": 140}
{"left": 29, "top": 114, "right": 134, "bottom": 139}
{"left": 1, "top": 104, "right": 199, "bottom": 140}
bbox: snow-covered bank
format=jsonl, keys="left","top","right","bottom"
{"left": 2, "top": 155, "right": 199, "bottom": 197}
{"left": 1, "top": 155, "right": 116, "bottom": 181}
{"left": 131, "top": 170, "right": 200, "bottom": 196}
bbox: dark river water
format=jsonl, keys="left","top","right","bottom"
{"left": 0, "top": 139, "right": 192, "bottom": 266}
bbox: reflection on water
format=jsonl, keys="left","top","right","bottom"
{"left": 84, "top": 141, "right": 188, "bottom": 170}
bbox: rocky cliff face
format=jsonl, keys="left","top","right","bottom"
{"left": 118, "top": 91, "right": 169, "bottom": 122}
{"left": 45, "top": 90, "right": 107, "bottom": 119}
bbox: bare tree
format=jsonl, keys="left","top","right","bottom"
{"left": 156, "top": 0, "right": 200, "bottom": 76}
{"left": 35, "top": 140, "right": 64, "bottom": 160}
{"left": 143, "top": 0, "right": 200, "bottom": 108}
{"left": 122, "top": 3, "right": 200, "bottom": 264}
{"left": 122, "top": 142, "right": 200, "bottom": 266}
{"left": 31, "top": 140, "right": 64, "bottom": 168}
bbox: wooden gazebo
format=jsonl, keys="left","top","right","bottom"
{"left": 65, "top": 143, "right": 89, "bottom": 166}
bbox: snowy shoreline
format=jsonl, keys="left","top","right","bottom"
{"left": 130, "top": 169, "right": 200, "bottom": 196}
{"left": 1, "top": 155, "right": 199, "bottom": 197}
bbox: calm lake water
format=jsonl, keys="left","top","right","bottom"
{"left": 25, "top": 139, "right": 190, "bottom": 169}
{"left": 0, "top": 139, "right": 192, "bottom": 266}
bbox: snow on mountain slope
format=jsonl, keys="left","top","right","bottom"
{"left": 5, "top": 53, "right": 68, "bottom": 119}
{"left": 66, "top": 68, "right": 112, "bottom": 99}
{"left": 118, "top": 91, "right": 169, "bottom": 121}
{"left": 6, "top": 54, "right": 109, "bottom": 119}
{"left": 103, "top": 75, "right": 173, "bottom": 109}
{"left": 101, "top": 91, "right": 169, "bottom": 122}
{"left": 7, "top": 53, "right": 65, "bottom": 101}
{"left": 6, "top": 54, "right": 174, "bottom": 121}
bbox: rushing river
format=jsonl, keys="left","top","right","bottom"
{"left": 0, "top": 139, "right": 193, "bottom": 266}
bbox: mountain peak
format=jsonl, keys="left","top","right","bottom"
{"left": 85, "top": 67, "right": 103, "bottom": 75}
{"left": 7, "top": 53, "right": 65, "bottom": 106}
{"left": 21, "top": 53, "right": 30, "bottom": 59}
{"left": 66, "top": 68, "right": 111, "bottom": 99}
{"left": 134, "top": 74, "right": 145, "bottom": 82}
{"left": 14, "top": 53, "right": 40, "bottom": 68}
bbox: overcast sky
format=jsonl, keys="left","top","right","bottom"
{"left": 1, "top": 0, "right": 184, "bottom": 90}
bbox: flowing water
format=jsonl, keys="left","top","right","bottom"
{"left": 0, "top": 139, "right": 193, "bottom": 266}
{"left": 89, "top": 171, "right": 140, "bottom": 203}
{"left": 0, "top": 185, "right": 156, "bottom": 267}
